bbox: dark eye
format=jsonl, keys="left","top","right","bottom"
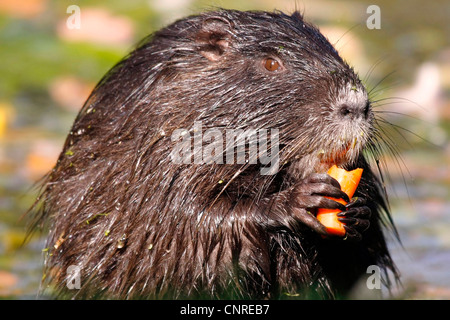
{"left": 264, "top": 58, "right": 281, "bottom": 72}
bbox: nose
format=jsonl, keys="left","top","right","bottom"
{"left": 337, "top": 101, "right": 370, "bottom": 120}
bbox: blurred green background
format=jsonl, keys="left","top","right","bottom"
{"left": 0, "top": 0, "right": 449, "bottom": 299}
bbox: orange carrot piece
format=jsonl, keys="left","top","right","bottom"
{"left": 316, "top": 165, "right": 363, "bottom": 237}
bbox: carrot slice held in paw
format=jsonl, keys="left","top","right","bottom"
{"left": 316, "top": 165, "right": 363, "bottom": 237}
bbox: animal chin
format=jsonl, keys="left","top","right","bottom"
{"left": 317, "top": 139, "right": 359, "bottom": 168}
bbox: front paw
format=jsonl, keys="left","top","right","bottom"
{"left": 288, "top": 173, "right": 349, "bottom": 235}
{"left": 336, "top": 197, "right": 371, "bottom": 241}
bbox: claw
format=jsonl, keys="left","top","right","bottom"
{"left": 345, "top": 196, "right": 366, "bottom": 208}
{"left": 286, "top": 172, "right": 354, "bottom": 236}
{"left": 291, "top": 208, "right": 328, "bottom": 236}
{"left": 343, "top": 225, "right": 362, "bottom": 242}
{"left": 334, "top": 204, "right": 371, "bottom": 241}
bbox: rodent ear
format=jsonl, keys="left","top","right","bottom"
{"left": 196, "top": 17, "right": 232, "bottom": 62}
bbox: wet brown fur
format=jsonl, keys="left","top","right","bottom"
{"left": 29, "top": 9, "right": 399, "bottom": 299}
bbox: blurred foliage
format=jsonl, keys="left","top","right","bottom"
{"left": 1, "top": 0, "right": 449, "bottom": 106}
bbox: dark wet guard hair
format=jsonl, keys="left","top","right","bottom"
{"left": 29, "top": 9, "right": 399, "bottom": 299}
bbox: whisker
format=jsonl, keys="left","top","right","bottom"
{"left": 367, "top": 70, "right": 398, "bottom": 97}
{"left": 372, "top": 110, "right": 426, "bottom": 124}
{"left": 375, "top": 115, "right": 435, "bottom": 147}
{"left": 372, "top": 96, "right": 428, "bottom": 111}
{"left": 362, "top": 56, "right": 387, "bottom": 85}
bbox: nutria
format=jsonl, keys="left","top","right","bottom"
{"left": 29, "top": 9, "right": 399, "bottom": 299}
